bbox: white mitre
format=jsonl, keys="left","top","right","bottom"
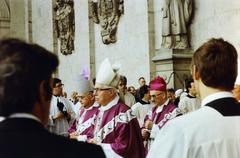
{"left": 74, "top": 74, "right": 93, "bottom": 95}
{"left": 95, "top": 58, "right": 121, "bottom": 89}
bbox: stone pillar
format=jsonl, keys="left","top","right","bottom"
{"left": 9, "top": 0, "right": 29, "bottom": 41}
{"left": 89, "top": 3, "right": 96, "bottom": 80}
{"left": 147, "top": 0, "right": 156, "bottom": 80}
{"left": 152, "top": 48, "right": 193, "bottom": 89}
{"left": 31, "top": 0, "right": 54, "bottom": 52}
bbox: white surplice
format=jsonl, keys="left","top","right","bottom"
{"left": 49, "top": 96, "right": 75, "bottom": 137}
{"left": 147, "top": 92, "right": 240, "bottom": 158}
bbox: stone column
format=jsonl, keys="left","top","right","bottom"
{"left": 152, "top": 48, "right": 193, "bottom": 89}
{"left": 9, "top": 0, "right": 29, "bottom": 41}
{"left": 31, "top": 0, "right": 54, "bottom": 52}
{"left": 88, "top": 1, "right": 96, "bottom": 80}
{"left": 147, "top": 0, "right": 156, "bottom": 79}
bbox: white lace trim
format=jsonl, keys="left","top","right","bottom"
{"left": 158, "top": 108, "right": 182, "bottom": 128}
{"left": 77, "top": 114, "right": 97, "bottom": 134}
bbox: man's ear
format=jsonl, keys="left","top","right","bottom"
{"left": 35, "top": 80, "right": 51, "bottom": 125}
{"left": 39, "top": 80, "right": 51, "bottom": 103}
{"left": 90, "top": 94, "right": 95, "bottom": 101}
{"left": 193, "top": 66, "right": 200, "bottom": 80}
{"left": 39, "top": 80, "right": 47, "bottom": 103}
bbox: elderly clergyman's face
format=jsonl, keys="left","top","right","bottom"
{"left": 150, "top": 90, "right": 167, "bottom": 107}
{"left": 94, "top": 86, "right": 115, "bottom": 106}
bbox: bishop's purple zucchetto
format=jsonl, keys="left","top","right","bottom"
{"left": 149, "top": 76, "right": 166, "bottom": 91}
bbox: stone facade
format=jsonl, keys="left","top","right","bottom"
{"left": 153, "top": 0, "right": 240, "bottom": 89}
{"left": 10, "top": 0, "right": 29, "bottom": 41}
{"left": 31, "top": 0, "right": 54, "bottom": 51}
{"left": 93, "top": 0, "right": 151, "bottom": 89}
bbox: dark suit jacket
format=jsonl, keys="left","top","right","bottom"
{"left": 0, "top": 118, "right": 106, "bottom": 158}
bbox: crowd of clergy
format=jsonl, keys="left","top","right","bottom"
{"left": 47, "top": 38, "right": 240, "bottom": 158}
{"left": 1, "top": 38, "right": 240, "bottom": 158}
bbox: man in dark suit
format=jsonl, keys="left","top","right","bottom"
{"left": 0, "top": 38, "right": 106, "bottom": 158}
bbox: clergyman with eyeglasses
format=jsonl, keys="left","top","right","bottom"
{"left": 148, "top": 38, "right": 240, "bottom": 158}
{"left": 88, "top": 58, "right": 145, "bottom": 158}
{"left": 141, "top": 76, "right": 178, "bottom": 154}
{"left": 68, "top": 73, "right": 99, "bottom": 142}
{"left": 49, "top": 78, "right": 75, "bottom": 137}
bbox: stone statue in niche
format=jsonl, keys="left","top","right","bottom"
{"left": 90, "top": 0, "right": 124, "bottom": 44}
{"left": 54, "top": 0, "right": 75, "bottom": 55}
{"left": 161, "top": 0, "right": 193, "bottom": 49}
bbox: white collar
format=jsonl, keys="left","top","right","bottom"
{"left": 93, "top": 101, "right": 100, "bottom": 107}
{"left": 0, "top": 116, "right": 5, "bottom": 122}
{"left": 156, "top": 99, "right": 169, "bottom": 113}
{"left": 84, "top": 105, "right": 94, "bottom": 111}
{"left": 9, "top": 113, "right": 41, "bottom": 123}
{"left": 201, "top": 91, "right": 234, "bottom": 107}
{"left": 52, "top": 95, "right": 58, "bottom": 99}
{"left": 84, "top": 102, "right": 99, "bottom": 111}
{"left": 100, "top": 95, "right": 119, "bottom": 111}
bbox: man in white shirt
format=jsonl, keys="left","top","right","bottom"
{"left": 148, "top": 38, "right": 240, "bottom": 158}
{"left": 178, "top": 78, "right": 201, "bottom": 114}
{"left": 118, "top": 76, "right": 136, "bottom": 107}
{"left": 131, "top": 85, "right": 151, "bottom": 127}
{"left": 49, "top": 78, "right": 75, "bottom": 137}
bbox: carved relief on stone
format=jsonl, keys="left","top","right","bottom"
{"left": 54, "top": 0, "right": 75, "bottom": 55}
{"left": 161, "top": 0, "right": 193, "bottom": 49}
{"left": 0, "top": 0, "right": 10, "bottom": 19}
{"left": 90, "top": 0, "right": 124, "bottom": 44}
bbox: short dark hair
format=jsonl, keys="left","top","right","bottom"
{"left": 185, "top": 78, "right": 193, "bottom": 93}
{"left": 120, "top": 76, "right": 127, "bottom": 85}
{"left": 167, "top": 88, "right": 175, "bottom": 94}
{"left": 52, "top": 78, "right": 62, "bottom": 87}
{"left": 92, "top": 78, "right": 96, "bottom": 86}
{"left": 139, "top": 85, "right": 149, "bottom": 99}
{"left": 0, "top": 38, "right": 59, "bottom": 116}
{"left": 127, "top": 86, "right": 135, "bottom": 91}
{"left": 192, "top": 38, "right": 238, "bottom": 91}
{"left": 138, "top": 77, "right": 145, "bottom": 81}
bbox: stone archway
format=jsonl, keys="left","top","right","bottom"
{"left": 0, "top": 0, "right": 10, "bottom": 38}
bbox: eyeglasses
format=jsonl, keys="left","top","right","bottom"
{"left": 78, "top": 92, "right": 92, "bottom": 99}
{"left": 55, "top": 83, "right": 64, "bottom": 88}
{"left": 94, "top": 88, "right": 111, "bottom": 92}
{"left": 78, "top": 95, "right": 87, "bottom": 99}
{"left": 150, "top": 93, "right": 164, "bottom": 98}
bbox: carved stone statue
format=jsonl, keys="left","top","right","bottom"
{"left": 54, "top": 0, "right": 75, "bottom": 55}
{"left": 162, "top": 0, "right": 192, "bottom": 49}
{"left": 90, "top": 0, "right": 124, "bottom": 44}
